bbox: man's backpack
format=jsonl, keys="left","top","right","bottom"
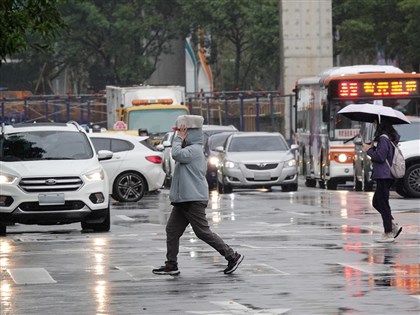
{"left": 381, "top": 135, "right": 405, "bottom": 179}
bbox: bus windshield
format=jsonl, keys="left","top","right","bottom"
{"left": 128, "top": 109, "right": 188, "bottom": 133}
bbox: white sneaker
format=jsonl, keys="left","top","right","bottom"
{"left": 392, "top": 223, "right": 402, "bottom": 239}
{"left": 375, "top": 233, "right": 395, "bottom": 243}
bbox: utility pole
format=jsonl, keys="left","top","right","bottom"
{"left": 278, "top": 0, "right": 285, "bottom": 95}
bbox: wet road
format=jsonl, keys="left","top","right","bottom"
{"left": 1, "top": 180, "right": 419, "bottom": 314}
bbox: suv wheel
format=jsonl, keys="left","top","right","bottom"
{"left": 112, "top": 172, "right": 146, "bottom": 202}
{"left": 395, "top": 180, "right": 409, "bottom": 197}
{"left": 404, "top": 163, "right": 420, "bottom": 198}
{"left": 81, "top": 206, "right": 110, "bottom": 232}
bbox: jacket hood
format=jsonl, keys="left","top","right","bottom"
{"left": 186, "top": 128, "right": 203, "bottom": 146}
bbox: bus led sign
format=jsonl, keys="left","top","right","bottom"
{"left": 338, "top": 79, "right": 418, "bottom": 98}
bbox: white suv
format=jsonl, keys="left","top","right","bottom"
{"left": 393, "top": 117, "right": 420, "bottom": 198}
{"left": 0, "top": 121, "right": 113, "bottom": 235}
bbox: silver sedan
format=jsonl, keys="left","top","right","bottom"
{"left": 215, "top": 132, "right": 298, "bottom": 193}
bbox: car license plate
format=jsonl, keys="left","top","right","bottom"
{"left": 254, "top": 172, "right": 270, "bottom": 180}
{"left": 38, "top": 193, "right": 65, "bottom": 205}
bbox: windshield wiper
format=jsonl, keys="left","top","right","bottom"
{"left": 344, "top": 134, "right": 359, "bottom": 144}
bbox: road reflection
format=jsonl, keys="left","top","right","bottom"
{"left": 90, "top": 238, "right": 109, "bottom": 314}
{"left": 0, "top": 240, "right": 13, "bottom": 313}
{"left": 342, "top": 245, "right": 420, "bottom": 296}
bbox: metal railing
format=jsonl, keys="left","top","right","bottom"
{"left": 0, "top": 91, "right": 295, "bottom": 140}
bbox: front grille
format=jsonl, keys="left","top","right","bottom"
{"left": 19, "top": 177, "right": 83, "bottom": 193}
{"left": 19, "top": 201, "right": 85, "bottom": 211}
{"left": 246, "top": 177, "right": 278, "bottom": 182}
{"left": 245, "top": 163, "right": 278, "bottom": 170}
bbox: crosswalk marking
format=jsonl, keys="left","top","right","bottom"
{"left": 7, "top": 268, "right": 56, "bottom": 285}
{"left": 186, "top": 300, "right": 290, "bottom": 314}
{"left": 115, "top": 215, "right": 136, "bottom": 221}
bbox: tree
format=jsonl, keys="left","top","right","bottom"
{"left": 0, "top": 0, "right": 65, "bottom": 66}
{"left": 332, "top": 0, "right": 418, "bottom": 72}
{"left": 178, "top": 0, "right": 280, "bottom": 91}
{"left": 55, "top": 0, "right": 186, "bottom": 92}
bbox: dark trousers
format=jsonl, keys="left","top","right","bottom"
{"left": 372, "top": 179, "right": 394, "bottom": 233}
{"left": 165, "top": 201, "right": 235, "bottom": 266}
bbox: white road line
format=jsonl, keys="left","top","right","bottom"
{"left": 187, "top": 300, "right": 290, "bottom": 314}
{"left": 338, "top": 262, "right": 406, "bottom": 275}
{"left": 7, "top": 268, "right": 56, "bottom": 285}
{"left": 115, "top": 215, "right": 135, "bottom": 221}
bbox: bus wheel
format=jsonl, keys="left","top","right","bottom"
{"left": 305, "top": 178, "right": 317, "bottom": 187}
{"left": 0, "top": 225, "right": 6, "bottom": 237}
{"left": 326, "top": 180, "right": 337, "bottom": 190}
{"left": 354, "top": 179, "right": 363, "bottom": 191}
{"left": 318, "top": 180, "right": 326, "bottom": 189}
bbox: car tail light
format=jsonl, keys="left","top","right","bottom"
{"left": 146, "top": 156, "right": 163, "bottom": 164}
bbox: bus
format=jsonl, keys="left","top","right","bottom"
{"left": 294, "top": 65, "right": 420, "bottom": 190}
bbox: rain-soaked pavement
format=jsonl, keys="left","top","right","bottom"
{"left": 1, "top": 179, "right": 419, "bottom": 315}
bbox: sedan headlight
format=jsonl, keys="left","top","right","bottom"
{"left": 83, "top": 168, "right": 105, "bottom": 182}
{"left": 0, "top": 173, "right": 18, "bottom": 185}
{"left": 209, "top": 156, "right": 220, "bottom": 166}
{"left": 224, "top": 160, "right": 239, "bottom": 169}
{"left": 285, "top": 159, "right": 297, "bottom": 167}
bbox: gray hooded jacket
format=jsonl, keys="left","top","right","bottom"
{"left": 169, "top": 128, "right": 209, "bottom": 203}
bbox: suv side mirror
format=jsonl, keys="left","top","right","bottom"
{"left": 214, "top": 146, "right": 224, "bottom": 152}
{"left": 98, "top": 150, "right": 113, "bottom": 161}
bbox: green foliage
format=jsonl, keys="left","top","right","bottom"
{"left": 56, "top": 0, "right": 184, "bottom": 91}
{"left": 333, "top": 0, "right": 418, "bottom": 71}
{"left": 178, "top": 0, "right": 280, "bottom": 91}
{"left": 0, "top": 0, "right": 65, "bottom": 64}
{"left": 3, "top": 0, "right": 419, "bottom": 94}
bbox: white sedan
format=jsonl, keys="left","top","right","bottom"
{"left": 89, "top": 133, "right": 165, "bottom": 202}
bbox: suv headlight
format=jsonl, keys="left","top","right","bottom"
{"left": 285, "top": 159, "right": 297, "bottom": 167}
{"left": 224, "top": 160, "right": 239, "bottom": 169}
{"left": 83, "top": 168, "right": 105, "bottom": 182}
{"left": 0, "top": 173, "right": 18, "bottom": 185}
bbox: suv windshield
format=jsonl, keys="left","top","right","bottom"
{"left": 395, "top": 122, "right": 420, "bottom": 141}
{"left": 0, "top": 131, "right": 94, "bottom": 161}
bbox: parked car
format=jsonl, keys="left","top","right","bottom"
{"left": 205, "top": 131, "right": 239, "bottom": 189}
{"left": 353, "top": 116, "right": 420, "bottom": 198}
{"left": 216, "top": 132, "right": 298, "bottom": 193}
{"left": 157, "top": 124, "right": 238, "bottom": 188}
{"left": 203, "top": 124, "right": 238, "bottom": 144}
{"left": 89, "top": 133, "right": 165, "bottom": 202}
{"left": 0, "top": 121, "right": 113, "bottom": 235}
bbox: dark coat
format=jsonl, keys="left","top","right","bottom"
{"left": 367, "top": 134, "right": 398, "bottom": 179}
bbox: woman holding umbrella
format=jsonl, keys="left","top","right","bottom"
{"left": 363, "top": 120, "right": 403, "bottom": 243}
